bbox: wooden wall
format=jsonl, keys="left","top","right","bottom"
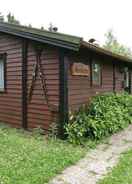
{"left": 68, "top": 51, "right": 128, "bottom": 111}
{"left": 0, "top": 33, "right": 60, "bottom": 131}
{"left": 27, "top": 43, "right": 60, "bottom": 130}
{"left": 0, "top": 33, "right": 22, "bottom": 127}
{"left": 0, "top": 32, "right": 131, "bottom": 131}
{"left": 114, "top": 65, "right": 124, "bottom": 92}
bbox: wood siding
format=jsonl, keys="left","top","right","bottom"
{"left": 27, "top": 43, "right": 59, "bottom": 130}
{"left": 0, "top": 33, "right": 60, "bottom": 131}
{"left": 0, "top": 32, "right": 131, "bottom": 132}
{"left": 114, "top": 64, "right": 124, "bottom": 92}
{"left": 68, "top": 52, "right": 129, "bottom": 111}
{"left": 0, "top": 33, "right": 22, "bottom": 127}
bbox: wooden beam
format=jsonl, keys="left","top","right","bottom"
{"left": 59, "top": 49, "right": 68, "bottom": 138}
{"left": 113, "top": 62, "right": 116, "bottom": 92}
{"left": 22, "top": 39, "right": 28, "bottom": 129}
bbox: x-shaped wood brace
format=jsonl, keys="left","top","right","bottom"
{"left": 28, "top": 53, "right": 49, "bottom": 106}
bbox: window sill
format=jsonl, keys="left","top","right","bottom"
{"left": 0, "top": 89, "right": 5, "bottom": 93}
{"left": 92, "top": 84, "right": 102, "bottom": 88}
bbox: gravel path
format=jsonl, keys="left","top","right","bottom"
{"left": 49, "top": 124, "right": 132, "bottom": 184}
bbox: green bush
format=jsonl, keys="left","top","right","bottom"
{"left": 65, "top": 93, "right": 132, "bottom": 144}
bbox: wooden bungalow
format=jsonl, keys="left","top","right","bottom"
{"left": 0, "top": 22, "right": 131, "bottom": 136}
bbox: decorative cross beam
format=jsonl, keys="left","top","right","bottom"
{"left": 28, "top": 51, "right": 49, "bottom": 106}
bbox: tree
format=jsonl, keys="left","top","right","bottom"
{"left": 28, "top": 24, "right": 32, "bottom": 28}
{"left": 0, "top": 12, "right": 4, "bottom": 22}
{"left": 103, "top": 29, "right": 132, "bottom": 58}
{"left": 7, "top": 13, "right": 20, "bottom": 25}
{"left": 41, "top": 26, "right": 44, "bottom": 30}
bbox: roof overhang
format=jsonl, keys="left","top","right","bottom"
{"left": 0, "top": 22, "right": 132, "bottom": 64}
{"left": 81, "top": 41, "right": 132, "bottom": 63}
{"left": 0, "top": 22, "right": 82, "bottom": 51}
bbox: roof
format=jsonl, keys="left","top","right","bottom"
{"left": 0, "top": 22, "right": 132, "bottom": 63}
{"left": 0, "top": 22, "right": 82, "bottom": 51}
{"left": 81, "top": 41, "right": 132, "bottom": 63}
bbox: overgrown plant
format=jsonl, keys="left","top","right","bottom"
{"left": 65, "top": 93, "right": 132, "bottom": 144}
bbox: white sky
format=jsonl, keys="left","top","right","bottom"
{"left": 1, "top": 0, "right": 132, "bottom": 48}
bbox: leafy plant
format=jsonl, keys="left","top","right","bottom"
{"left": 66, "top": 93, "right": 132, "bottom": 144}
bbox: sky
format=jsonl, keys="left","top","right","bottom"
{"left": 1, "top": 0, "right": 132, "bottom": 48}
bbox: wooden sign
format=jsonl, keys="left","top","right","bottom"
{"left": 71, "top": 63, "right": 90, "bottom": 76}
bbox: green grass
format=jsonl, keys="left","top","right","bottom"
{"left": 0, "top": 124, "right": 88, "bottom": 184}
{"left": 98, "top": 149, "right": 132, "bottom": 184}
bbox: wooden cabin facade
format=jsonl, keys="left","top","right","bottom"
{"left": 0, "top": 22, "right": 131, "bottom": 136}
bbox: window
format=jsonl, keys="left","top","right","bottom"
{"left": 92, "top": 61, "right": 101, "bottom": 85}
{"left": 124, "top": 67, "right": 129, "bottom": 88}
{"left": 0, "top": 54, "right": 6, "bottom": 91}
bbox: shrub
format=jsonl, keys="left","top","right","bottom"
{"left": 65, "top": 93, "right": 132, "bottom": 144}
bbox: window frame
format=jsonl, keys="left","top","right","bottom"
{"left": 124, "top": 67, "right": 129, "bottom": 88}
{"left": 0, "top": 53, "right": 6, "bottom": 92}
{"left": 91, "top": 59, "right": 102, "bottom": 86}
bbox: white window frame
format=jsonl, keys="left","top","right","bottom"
{"left": 0, "top": 54, "right": 6, "bottom": 92}
{"left": 92, "top": 60, "right": 101, "bottom": 86}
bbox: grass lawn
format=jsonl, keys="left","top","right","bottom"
{"left": 0, "top": 125, "right": 89, "bottom": 184}
{"left": 98, "top": 149, "right": 132, "bottom": 184}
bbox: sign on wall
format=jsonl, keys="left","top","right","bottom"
{"left": 71, "top": 63, "right": 90, "bottom": 76}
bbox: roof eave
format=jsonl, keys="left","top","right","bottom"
{"left": 0, "top": 26, "right": 80, "bottom": 51}
{"left": 81, "top": 41, "right": 132, "bottom": 63}
{"left": 0, "top": 23, "right": 131, "bottom": 63}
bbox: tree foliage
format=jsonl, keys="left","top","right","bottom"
{"left": 0, "top": 12, "right": 20, "bottom": 25}
{"left": 103, "top": 29, "right": 132, "bottom": 58}
{"left": 0, "top": 12, "right": 4, "bottom": 22}
{"left": 7, "top": 13, "right": 20, "bottom": 25}
{"left": 0, "top": 12, "right": 56, "bottom": 31}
